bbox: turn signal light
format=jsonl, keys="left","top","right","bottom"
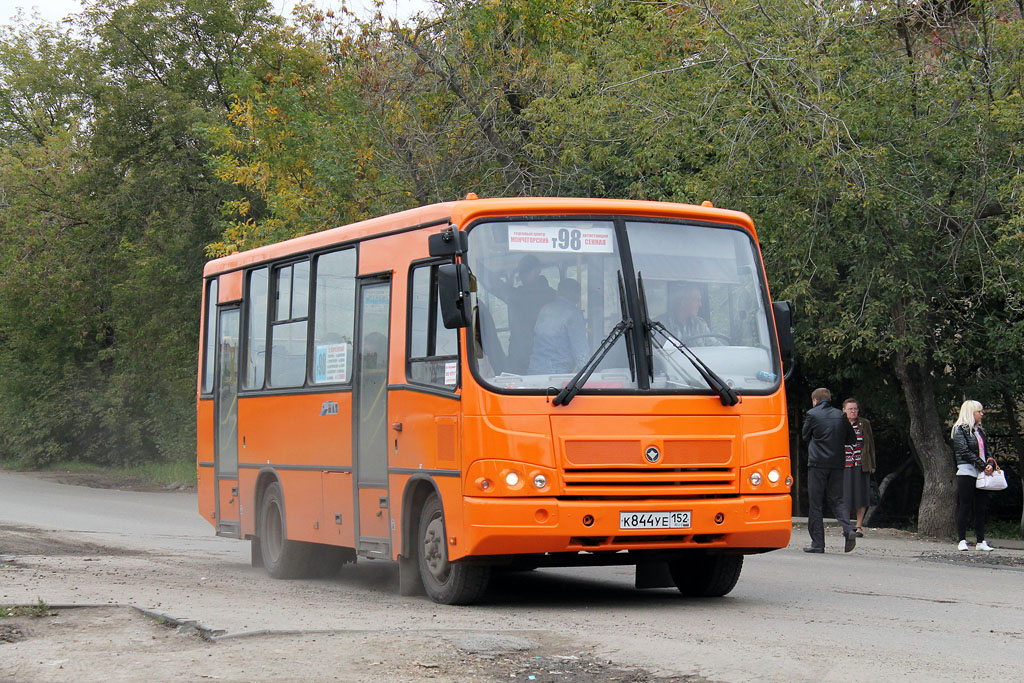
{"left": 749, "top": 472, "right": 762, "bottom": 486}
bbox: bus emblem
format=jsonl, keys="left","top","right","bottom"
{"left": 319, "top": 401, "right": 339, "bottom": 416}
{"left": 644, "top": 446, "right": 661, "bottom": 464}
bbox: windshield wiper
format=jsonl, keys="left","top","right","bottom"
{"left": 553, "top": 272, "right": 635, "bottom": 407}
{"left": 638, "top": 273, "right": 739, "bottom": 407}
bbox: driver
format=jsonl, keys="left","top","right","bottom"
{"left": 667, "top": 283, "right": 716, "bottom": 344}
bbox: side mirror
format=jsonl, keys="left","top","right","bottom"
{"left": 438, "top": 263, "right": 471, "bottom": 329}
{"left": 428, "top": 227, "right": 466, "bottom": 258}
{"left": 772, "top": 300, "right": 796, "bottom": 380}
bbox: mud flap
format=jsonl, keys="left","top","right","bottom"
{"left": 398, "top": 554, "right": 424, "bottom": 596}
{"left": 251, "top": 538, "right": 263, "bottom": 568}
{"left": 635, "top": 561, "right": 674, "bottom": 589}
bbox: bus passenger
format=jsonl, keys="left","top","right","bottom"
{"left": 527, "top": 278, "right": 589, "bottom": 375}
{"left": 491, "top": 255, "right": 555, "bottom": 373}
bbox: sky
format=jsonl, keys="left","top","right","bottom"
{"left": 0, "top": 0, "right": 436, "bottom": 27}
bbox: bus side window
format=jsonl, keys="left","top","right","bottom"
{"left": 311, "top": 248, "right": 356, "bottom": 384}
{"left": 408, "top": 263, "right": 459, "bottom": 389}
{"left": 244, "top": 267, "right": 269, "bottom": 390}
{"left": 201, "top": 278, "right": 219, "bottom": 394}
{"left": 269, "top": 260, "right": 310, "bottom": 387}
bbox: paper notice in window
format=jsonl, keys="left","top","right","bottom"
{"left": 507, "top": 225, "right": 614, "bottom": 253}
{"left": 314, "top": 343, "right": 349, "bottom": 383}
{"left": 444, "top": 361, "right": 457, "bottom": 386}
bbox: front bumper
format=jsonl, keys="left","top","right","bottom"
{"left": 453, "top": 493, "right": 792, "bottom": 559}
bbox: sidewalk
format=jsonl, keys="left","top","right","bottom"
{"left": 791, "top": 517, "right": 1024, "bottom": 550}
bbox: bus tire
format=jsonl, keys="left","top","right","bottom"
{"left": 417, "top": 494, "right": 490, "bottom": 605}
{"left": 259, "top": 481, "right": 313, "bottom": 579}
{"left": 669, "top": 553, "right": 743, "bottom": 597}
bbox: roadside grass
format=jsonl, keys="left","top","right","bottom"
{"left": 887, "top": 518, "right": 1023, "bottom": 540}
{"left": 1, "top": 598, "right": 54, "bottom": 618}
{"left": 0, "top": 459, "right": 196, "bottom": 489}
{"left": 985, "top": 519, "right": 1024, "bottom": 540}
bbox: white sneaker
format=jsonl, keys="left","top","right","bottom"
{"left": 976, "top": 540, "right": 994, "bottom": 552}
{"left": 957, "top": 540, "right": 969, "bottom": 551}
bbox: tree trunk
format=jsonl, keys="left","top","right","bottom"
{"left": 998, "top": 390, "right": 1024, "bottom": 537}
{"left": 863, "top": 452, "right": 918, "bottom": 527}
{"left": 892, "top": 355, "right": 956, "bottom": 537}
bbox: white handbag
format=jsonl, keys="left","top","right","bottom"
{"left": 976, "top": 459, "right": 1008, "bottom": 491}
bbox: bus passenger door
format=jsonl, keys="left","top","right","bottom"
{"left": 353, "top": 277, "right": 392, "bottom": 558}
{"left": 214, "top": 306, "right": 241, "bottom": 538}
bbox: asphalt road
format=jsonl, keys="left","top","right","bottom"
{"left": 2, "top": 471, "right": 1023, "bottom": 682}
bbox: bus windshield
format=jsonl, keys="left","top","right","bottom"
{"left": 466, "top": 217, "right": 776, "bottom": 393}
{"left": 628, "top": 220, "right": 776, "bottom": 392}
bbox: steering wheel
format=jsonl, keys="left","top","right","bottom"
{"left": 682, "top": 333, "right": 732, "bottom": 346}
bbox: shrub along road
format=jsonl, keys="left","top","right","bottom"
{"left": 1, "top": 471, "right": 1022, "bottom": 681}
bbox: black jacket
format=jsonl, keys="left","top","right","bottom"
{"left": 802, "top": 399, "right": 856, "bottom": 469}
{"left": 951, "top": 424, "right": 988, "bottom": 471}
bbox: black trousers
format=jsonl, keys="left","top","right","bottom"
{"left": 807, "top": 466, "right": 855, "bottom": 548}
{"left": 956, "top": 474, "right": 988, "bottom": 542}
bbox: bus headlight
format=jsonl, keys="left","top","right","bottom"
{"left": 465, "top": 460, "right": 558, "bottom": 497}
{"left": 767, "top": 469, "right": 780, "bottom": 484}
{"left": 750, "top": 472, "right": 762, "bottom": 486}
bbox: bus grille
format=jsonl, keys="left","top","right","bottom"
{"left": 561, "top": 467, "right": 736, "bottom": 498}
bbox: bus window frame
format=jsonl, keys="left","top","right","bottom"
{"left": 267, "top": 258, "right": 311, "bottom": 389}
{"left": 309, "top": 246, "right": 358, "bottom": 388}
{"left": 236, "top": 245, "right": 361, "bottom": 396}
{"left": 462, "top": 214, "right": 781, "bottom": 398}
{"left": 240, "top": 266, "right": 270, "bottom": 392}
{"left": 200, "top": 277, "right": 219, "bottom": 398}
{"left": 406, "top": 257, "right": 460, "bottom": 393}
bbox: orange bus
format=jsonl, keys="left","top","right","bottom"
{"left": 197, "top": 196, "right": 795, "bottom": 604}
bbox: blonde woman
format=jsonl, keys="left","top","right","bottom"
{"left": 951, "top": 400, "right": 995, "bottom": 551}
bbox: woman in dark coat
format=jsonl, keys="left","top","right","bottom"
{"left": 951, "top": 400, "right": 995, "bottom": 551}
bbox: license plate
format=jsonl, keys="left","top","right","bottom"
{"left": 619, "top": 510, "right": 691, "bottom": 530}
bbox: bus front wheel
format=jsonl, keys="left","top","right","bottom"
{"left": 259, "top": 481, "right": 313, "bottom": 579}
{"left": 417, "top": 494, "right": 490, "bottom": 605}
{"left": 669, "top": 553, "right": 743, "bottom": 597}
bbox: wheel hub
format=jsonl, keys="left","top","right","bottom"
{"left": 422, "top": 514, "right": 449, "bottom": 581}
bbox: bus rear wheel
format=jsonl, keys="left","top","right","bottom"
{"left": 417, "top": 494, "right": 490, "bottom": 605}
{"left": 259, "top": 481, "right": 313, "bottom": 579}
{"left": 669, "top": 553, "right": 743, "bottom": 597}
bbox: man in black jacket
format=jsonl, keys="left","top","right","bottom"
{"left": 802, "top": 388, "right": 858, "bottom": 553}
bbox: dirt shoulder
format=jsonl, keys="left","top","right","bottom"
{"left": 13, "top": 469, "right": 192, "bottom": 493}
{"left": 0, "top": 525, "right": 684, "bottom": 682}
{"left": 2, "top": 604, "right": 672, "bottom": 683}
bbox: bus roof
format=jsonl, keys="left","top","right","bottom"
{"left": 203, "top": 197, "right": 756, "bottom": 277}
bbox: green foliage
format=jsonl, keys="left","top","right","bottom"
{"left": 0, "top": 0, "right": 280, "bottom": 467}
{"left": 0, "top": 0, "right": 1022, "bottom": 530}
{"left": 1, "top": 598, "right": 53, "bottom": 618}
{"left": 203, "top": 9, "right": 383, "bottom": 253}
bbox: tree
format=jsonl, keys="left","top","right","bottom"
{"left": 204, "top": 4, "right": 387, "bottom": 254}
{"left": 0, "top": 0, "right": 282, "bottom": 466}
{"left": 667, "top": 0, "right": 1024, "bottom": 536}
